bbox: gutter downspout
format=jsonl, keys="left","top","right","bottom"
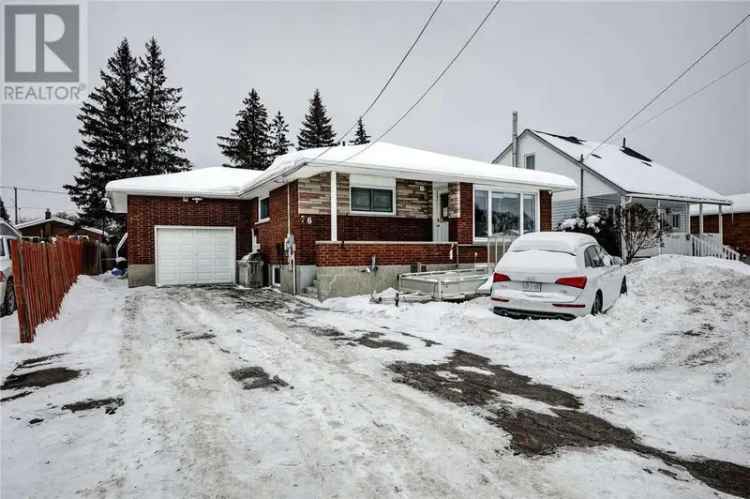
{"left": 286, "top": 183, "right": 296, "bottom": 295}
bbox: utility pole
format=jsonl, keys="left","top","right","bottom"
{"left": 13, "top": 187, "right": 18, "bottom": 224}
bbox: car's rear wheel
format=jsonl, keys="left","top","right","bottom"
{"left": 591, "top": 291, "right": 603, "bottom": 315}
{"left": 620, "top": 277, "right": 627, "bottom": 295}
{"left": 3, "top": 279, "right": 15, "bottom": 316}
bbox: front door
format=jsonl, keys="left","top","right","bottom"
{"left": 433, "top": 187, "right": 450, "bottom": 241}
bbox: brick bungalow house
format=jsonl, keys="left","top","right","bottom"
{"left": 690, "top": 193, "right": 750, "bottom": 258}
{"left": 106, "top": 142, "right": 575, "bottom": 299}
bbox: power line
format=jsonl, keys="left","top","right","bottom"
{"left": 339, "top": 0, "right": 503, "bottom": 165}
{"left": 627, "top": 57, "right": 750, "bottom": 133}
{"left": 309, "top": 0, "right": 444, "bottom": 163}
{"left": 586, "top": 12, "right": 750, "bottom": 160}
{"left": 0, "top": 185, "right": 68, "bottom": 195}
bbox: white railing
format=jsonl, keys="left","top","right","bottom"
{"left": 691, "top": 234, "right": 740, "bottom": 260}
{"left": 661, "top": 233, "right": 740, "bottom": 260}
{"left": 486, "top": 233, "right": 517, "bottom": 267}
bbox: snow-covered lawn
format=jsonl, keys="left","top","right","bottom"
{"left": 1, "top": 255, "right": 748, "bottom": 498}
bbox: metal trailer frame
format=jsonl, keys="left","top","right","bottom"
{"left": 398, "top": 267, "right": 490, "bottom": 301}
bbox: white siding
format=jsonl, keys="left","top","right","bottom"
{"left": 496, "top": 133, "right": 618, "bottom": 202}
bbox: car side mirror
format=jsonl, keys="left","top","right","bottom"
{"left": 612, "top": 256, "right": 623, "bottom": 266}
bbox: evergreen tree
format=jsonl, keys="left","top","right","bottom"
{"left": 352, "top": 117, "right": 370, "bottom": 145}
{"left": 64, "top": 38, "right": 140, "bottom": 228}
{"left": 269, "top": 111, "right": 292, "bottom": 160}
{"left": 217, "top": 89, "right": 271, "bottom": 170}
{"left": 0, "top": 197, "right": 9, "bottom": 222}
{"left": 137, "top": 37, "right": 190, "bottom": 175}
{"left": 297, "top": 89, "right": 336, "bottom": 149}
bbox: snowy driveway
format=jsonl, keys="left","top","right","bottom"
{"left": 1, "top": 256, "right": 749, "bottom": 498}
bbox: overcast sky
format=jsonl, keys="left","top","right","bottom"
{"left": 1, "top": 1, "right": 748, "bottom": 220}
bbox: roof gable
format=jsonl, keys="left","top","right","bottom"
{"left": 518, "top": 130, "right": 730, "bottom": 204}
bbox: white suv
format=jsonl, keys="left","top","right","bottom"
{"left": 0, "top": 234, "right": 17, "bottom": 317}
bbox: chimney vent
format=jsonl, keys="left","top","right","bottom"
{"left": 622, "top": 137, "right": 626, "bottom": 149}
{"left": 45, "top": 208, "right": 51, "bottom": 220}
{"left": 511, "top": 111, "right": 519, "bottom": 168}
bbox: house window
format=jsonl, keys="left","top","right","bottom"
{"left": 259, "top": 196, "right": 270, "bottom": 221}
{"left": 525, "top": 154, "right": 536, "bottom": 170}
{"left": 474, "top": 187, "right": 538, "bottom": 240}
{"left": 271, "top": 265, "right": 281, "bottom": 287}
{"left": 492, "top": 192, "right": 520, "bottom": 235}
{"left": 672, "top": 213, "right": 680, "bottom": 230}
{"left": 523, "top": 194, "right": 537, "bottom": 233}
{"left": 474, "top": 190, "right": 489, "bottom": 238}
{"left": 351, "top": 187, "right": 393, "bottom": 213}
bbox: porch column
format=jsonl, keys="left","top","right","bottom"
{"left": 330, "top": 171, "right": 338, "bottom": 241}
{"left": 718, "top": 204, "right": 723, "bottom": 244}
{"left": 699, "top": 203, "right": 704, "bottom": 236}
{"left": 657, "top": 199, "right": 662, "bottom": 256}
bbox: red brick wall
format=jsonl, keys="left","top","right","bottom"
{"left": 253, "top": 184, "right": 292, "bottom": 265}
{"left": 127, "top": 196, "right": 252, "bottom": 265}
{"left": 690, "top": 213, "right": 750, "bottom": 255}
{"left": 540, "top": 190, "right": 552, "bottom": 231}
{"left": 450, "top": 182, "right": 474, "bottom": 244}
{"left": 316, "top": 242, "right": 487, "bottom": 267}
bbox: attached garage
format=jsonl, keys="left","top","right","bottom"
{"left": 155, "top": 226, "right": 236, "bottom": 286}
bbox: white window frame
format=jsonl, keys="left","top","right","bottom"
{"left": 257, "top": 195, "right": 270, "bottom": 224}
{"left": 524, "top": 153, "right": 536, "bottom": 170}
{"left": 472, "top": 185, "right": 541, "bottom": 243}
{"left": 349, "top": 175, "right": 396, "bottom": 216}
{"left": 270, "top": 264, "right": 281, "bottom": 287}
{"left": 672, "top": 213, "right": 681, "bottom": 230}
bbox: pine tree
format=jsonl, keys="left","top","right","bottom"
{"left": 64, "top": 38, "right": 140, "bottom": 228}
{"left": 297, "top": 89, "right": 336, "bottom": 150}
{"left": 137, "top": 37, "right": 190, "bottom": 175}
{"left": 269, "top": 111, "right": 292, "bottom": 160}
{"left": 217, "top": 89, "right": 271, "bottom": 170}
{"left": 352, "top": 117, "right": 370, "bottom": 145}
{"left": 0, "top": 197, "right": 9, "bottom": 222}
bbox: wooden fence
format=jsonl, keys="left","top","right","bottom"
{"left": 10, "top": 238, "right": 100, "bottom": 343}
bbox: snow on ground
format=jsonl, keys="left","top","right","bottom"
{"left": 1, "top": 256, "right": 749, "bottom": 498}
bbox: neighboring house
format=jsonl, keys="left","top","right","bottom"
{"left": 16, "top": 210, "right": 108, "bottom": 241}
{"left": 493, "top": 129, "right": 734, "bottom": 258}
{"left": 690, "top": 193, "right": 750, "bottom": 257}
{"left": 106, "top": 142, "right": 575, "bottom": 298}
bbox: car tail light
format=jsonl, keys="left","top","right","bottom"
{"left": 555, "top": 276, "right": 587, "bottom": 289}
{"left": 493, "top": 273, "right": 510, "bottom": 283}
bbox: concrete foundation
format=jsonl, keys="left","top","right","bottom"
{"left": 315, "top": 263, "right": 477, "bottom": 301}
{"left": 278, "top": 264, "right": 317, "bottom": 295}
{"left": 128, "top": 264, "right": 155, "bottom": 287}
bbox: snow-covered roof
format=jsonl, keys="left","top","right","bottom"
{"left": 517, "top": 130, "right": 731, "bottom": 205}
{"left": 106, "top": 167, "right": 264, "bottom": 213}
{"left": 690, "top": 192, "right": 750, "bottom": 215}
{"left": 15, "top": 216, "right": 107, "bottom": 236}
{"left": 242, "top": 142, "right": 576, "bottom": 197}
{"left": 510, "top": 231, "right": 597, "bottom": 254}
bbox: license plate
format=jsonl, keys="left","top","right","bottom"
{"left": 522, "top": 281, "right": 542, "bottom": 292}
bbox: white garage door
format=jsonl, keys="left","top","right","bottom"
{"left": 155, "top": 226, "right": 236, "bottom": 286}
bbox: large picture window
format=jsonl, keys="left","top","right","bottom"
{"left": 492, "top": 192, "right": 520, "bottom": 236}
{"left": 351, "top": 187, "right": 393, "bottom": 214}
{"left": 474, "top": 188, "right": 538, "bottom": 240}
